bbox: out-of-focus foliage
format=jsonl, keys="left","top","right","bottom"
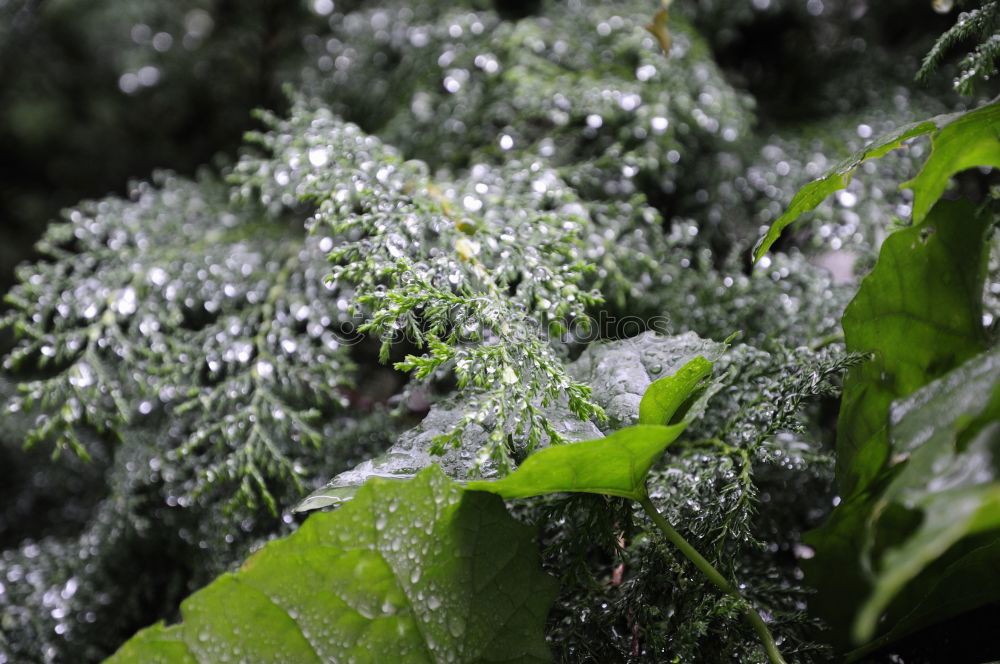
{"left": 683, "top": 0, "right": 952, "bottom": 121}
{"left": 0, "top": 0, "right": 320, "bottom": 291}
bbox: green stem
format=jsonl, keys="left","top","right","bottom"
{"left": 638, "top": 495, "right": 788, "bottom": 664}
{"left": 808, "top": 330, "right": 844, "bottom": 351}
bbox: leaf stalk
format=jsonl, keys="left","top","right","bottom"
{"left": 638, "top": 495, "right": 787, "bottom": 664}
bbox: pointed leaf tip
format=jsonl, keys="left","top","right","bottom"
{"left": 639, "top": 355, "right": 714, "bottom": 426}
{"left": 468, "top": 424, "right": 688, "bottom": 501}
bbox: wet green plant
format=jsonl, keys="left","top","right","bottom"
{"left": 920, "top": 0, "right": 1000, "bottom": 94}
{"left": 4, "top": 1, "right": 999, "bottom": 663}
{"left": 756, "top": 96, "right": 1000, "bottom": 657}
{"left": 107, "top": 466, "right": 557, "bottom": 663}
{"left": 108, "top": 353, "right": 811, "bottom": 664}
{"left": 470, "top": 358, "right": 788, "bottom": 664}
{"left": 232, "top": 99, "right": 626, "bottom": 473}
{"left": 2, "top": 173, "right": 355, "bottom": 513}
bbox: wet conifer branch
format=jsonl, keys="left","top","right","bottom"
{"left": 638, "top": 494, "right": 788, "bottom": 664}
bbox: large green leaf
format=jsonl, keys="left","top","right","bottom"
{"left": 466, "top": 424, "right": 688, "bottom": 501}
{"left": 467, "top": 356, "right": 713, "bottom": 501}
{"left": 853, "top": 348, "right": 1000, "bottom": 644}
{"left": 752, "top": 98, "right": 1000, "bottom": 262}
{"left": 107, "top": 466, "right": 557, "bottom": 663}
{"left": 296, "top": 332, "right": 722, "bottom": 512}
{"left": 805, "top": 198, "right": 993, "bottom": 652}
{"left": 903, "top": 99, "right": 1000, "bottom": 224}
{"left": 835, "top": 198, "right": 991, "bottom": 498}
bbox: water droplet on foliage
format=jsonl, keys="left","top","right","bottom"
{"left": 308, "top": 147, "right": 329, "bottom": 167}
{"left": 256, "top": 360, "right": 274, "bottom": 379}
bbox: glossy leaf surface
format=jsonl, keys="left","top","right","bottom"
{"left": 638, "top": 356, "right": 713, "bottom": 426}
{"left": 835, "top": 198, "right": 990, "bottom": 498}
{"left": 108, "top": 466, "right": 557, "bottom": 663}
{"left": 466, "top": 424, "right": 688, "bottom": 501}
{"left": 753, "top": 98, "right": 1000, "bottom": 262}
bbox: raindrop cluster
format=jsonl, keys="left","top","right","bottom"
{"left": 3, "top": 172, "right": 355, "bottom": 512}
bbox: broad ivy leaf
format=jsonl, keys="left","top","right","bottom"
{"left": 107, "top": 466, "right": 557, "bottom": 664}
{"left": 297, "top": 332, "right": 723, "bottom": 512}
{"left": 835, "top": 198, "right": 990, "bottom": 498}
{"left": 638, "top": 356, "right": 713, "bottom": 426}
{"left": 803, "top": 198, "right": 991, "bottom": 650}
{"left": 466, "top": 424, "right": 687, "bottom": 501}
{"left": 853, "top": 347, "right": 1000, "bottom": 643}
{"left": 752, "top": 98, "right": 1000, "bottom": 262}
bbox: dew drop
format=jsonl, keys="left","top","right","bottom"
{"left": 308, "top": 147, "right": 329, "bottom": 167}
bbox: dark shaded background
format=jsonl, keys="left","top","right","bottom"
{"left": 0, "top": 0, "right": 320, "bottom": 293}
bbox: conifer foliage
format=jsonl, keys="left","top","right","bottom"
{"left": 2, "top": 1, "right": 999, "bottom": 663}
{"left": 4, "top": 173, "right": 354, "bottom": 512}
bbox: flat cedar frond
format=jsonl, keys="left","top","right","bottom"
{"left": 234, "top": 100, "right": 633, "bottom": 472}
{"left": 2, "top": 172, "right": 353, "bottom": 511}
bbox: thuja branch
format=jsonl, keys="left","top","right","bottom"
{"left": 235, "top": 101, "right": 616, "bottom": 472}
